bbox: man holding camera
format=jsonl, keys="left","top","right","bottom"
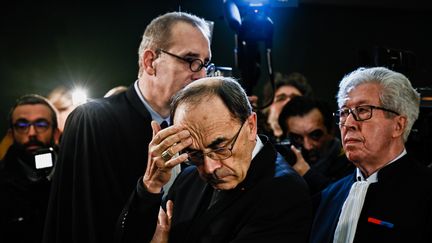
{"left": 0, "top": 94, "right": 60, "bottom": 243}
{"left": 278, "top": 95, "right": 354, "bottom": 194}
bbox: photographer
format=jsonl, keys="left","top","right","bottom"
{"left": 278, "top": 96, "right": 354, "bottom": 194}
{"left": 0, "top": 94, "right": 60, "bottom": 243}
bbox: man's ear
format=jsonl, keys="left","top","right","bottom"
{"left": 393, "top": 115, "right": 407, "bottom": 138}
{"left": 247, "top": 112, "right": 258, "bottom": 140}
{"left": 143, "top": 49, "right": 157, "bottom": 76}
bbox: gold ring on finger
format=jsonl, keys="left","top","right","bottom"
{"left": 161, "top": 149, "right": 174, "bottom": 162}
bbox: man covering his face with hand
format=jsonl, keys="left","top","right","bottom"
{"left": 117, "top": 77, "right": 312, "bottom": 243}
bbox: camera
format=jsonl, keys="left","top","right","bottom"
{"left": 274, "top": 139, "right": 302, "bottom": 166}
{"left": 34, "top": 147, "right": 55, "bottom": 169}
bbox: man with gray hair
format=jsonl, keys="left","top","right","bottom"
{"left": 44, "top": 12, "right": 212, "bottom": 243}
{"left": 310, "top": 67, "right": 432, "bottom": 243}
{"left": 117, "top": 77, "right": 312, "bottom": 242}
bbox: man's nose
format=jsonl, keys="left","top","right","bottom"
{"left": 203, "top": 156, "right": 222, "bottom": 174}
{"left": 303, "top": 137, "right": 314, "bottom": 150}
{"left": 341, "top": 112, "right": 358, "bottom": 129}
{"left": 27, "top": 124, "right": 38, "bottom": 136}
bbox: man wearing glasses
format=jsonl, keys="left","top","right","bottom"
{"left": 0, "top": 94, "right": 60, "bottom": 243}
{"left": 310, "top": 67, "right": 432, "bottom": 243}
{"left": 44, "top": 12, "right": 212, "bottom": 243}
{"left": 116, "top": 77, "right": 312, "bottom": 242}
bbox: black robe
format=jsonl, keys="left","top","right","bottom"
{"left": 43, "top": 85, "right": 153, "bottom": 243}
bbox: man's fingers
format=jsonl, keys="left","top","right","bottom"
{"left": 151, "top": 121, "right": 161, "bottom": 138}
{"left": 290, "top": 145, "right": 303, "bottom": 160}
{"left": 166, "top": 200, "right": 174, "bottom": 220}
{"left": 157, "top": 206, "right": 169, "bottom": 227}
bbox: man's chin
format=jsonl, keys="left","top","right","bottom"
{"left": 211, "top": 180, "right": 239, "bottom": 190}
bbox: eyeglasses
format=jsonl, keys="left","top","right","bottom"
{"left": 157, "top": 48, "right": 211, "bottom": 73}
{"left": 333, "top": 105, "right": 400, "bottom": 125}
{"left": 183, "top": 122, "right": 245, "bottom": 166}
{"left": 12, "top": 119, "right": 51, "bottom": 134}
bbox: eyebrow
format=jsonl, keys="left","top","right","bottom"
{"left": 184, "top": 52, "right": 210, "bottom": 63}
{"left": 184, "top": 136, "right": 229, "bottom": 154}
{"left": 206, "top": 136, "right": 229, "bottom": 149}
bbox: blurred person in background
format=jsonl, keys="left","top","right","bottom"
{"left": 258, "top": 72, "right": 313, "bottom": 142}
{"left": 47, "top": 86, "right": 76, "bottom": 134}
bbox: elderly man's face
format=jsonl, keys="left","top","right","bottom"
{"left": 173, "top": 95, "right": 257, "bottom": 190}
{"left": 11, "top": 104, "right": 58, "bottom": 154}
{"left": 339, "top": 83, "right": 401, "bottom": 166}
{"left": 152, "top": 22, "right": 211, "bottom": 103}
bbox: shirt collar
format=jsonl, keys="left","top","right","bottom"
{"left": 134, "top": 80, "right": 170, "bottom": 124}
{"left": 251, "top": 136, "right": 264, "bottom": 160}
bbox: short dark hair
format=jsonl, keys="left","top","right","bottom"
{"left": 138, "top": 12, "right": 211, "bottom": 78}
{"left": 8, "top": 94, "right": 58, "bottom": 130}
{"left": 278, "top": 96, "right": 334, "bottom": 137}
{"left": 264, "top": 72, "right": 313, "bottom": 101}
{"left": 170, "top": 77, "right": 252, "bottom": 124}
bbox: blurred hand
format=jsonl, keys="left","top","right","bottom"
{"left": 248, "top": 95, "right": 258, "bottom": 108}
{"left": 143, "top": 121, "right": 192, "bottom": 193}
{"left": 150, "top": 200, "right": 174, "bottom": 243}
{"left": 291, "top": 145, "right": 310, "bottom": 176}
{"left": 267, "top": 105, "right": 283, "bottom": 137}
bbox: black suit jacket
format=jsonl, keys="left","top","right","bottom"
{"left": 43, "top": 85, "right": 153, "bottom": 243}
{"left": 310, "top": 154, "right": 432, "bottom": 243}
{"left": 118, "top": 136, "right": 313, "bottom": 243}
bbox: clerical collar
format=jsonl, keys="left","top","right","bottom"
{"left": 134, "top": 80, "right": 170, "bottom": 124}
{"left": 356, "top": 148, "right": 407, "bottom": 183}
{"left": 251, "top": 136, "right": 264, "bottom": 160}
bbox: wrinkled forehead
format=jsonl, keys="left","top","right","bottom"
{"left": 173, "top": 99, "right": 238, "bottom": 147}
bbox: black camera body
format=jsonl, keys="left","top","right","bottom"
{"left": 274, "top": 139, "right": 302, "bottom": 166}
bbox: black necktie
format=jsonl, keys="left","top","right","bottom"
{"left": 160, "top": 121, "right": 168, "bottom": 129}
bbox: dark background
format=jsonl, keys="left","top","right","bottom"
{"left": 2, "top": 0, "right": 432, "bottom": 136}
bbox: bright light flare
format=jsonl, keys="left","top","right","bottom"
{"left": 72, "top": 88, "right": 88, "bottom": 106}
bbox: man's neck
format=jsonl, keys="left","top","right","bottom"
{"left": 138, "top": 79, "right": 170, "bottom": 118}
{"left": 357, "top": 145, "right": 406, "bottom": 178}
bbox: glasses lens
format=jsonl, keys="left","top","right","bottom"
{"left": 34, "top": 121, "right": 50, "bottom": 132}
{"left": 14, "top": 121, "right": 30, "bottom": 132}
{"left": 208, "top": 148, "right": 232, "bottom": 161}
{"left": 185, "top": 150, "right": 204, "bottom": 166}
{"left": 335, "top": 108, "right": 350, "bottom": 124}
{"left": 355, "top": 106, "right": 372, "bottom": 121}
{"left": 190, "top": 59, "right": 204, "bottom": 72}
